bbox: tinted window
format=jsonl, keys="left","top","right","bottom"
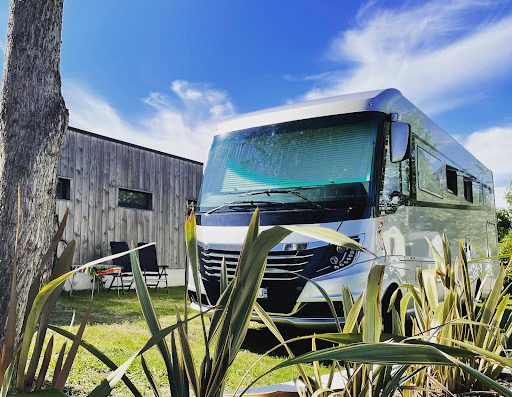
{"left": 118, "top": 188, "right": 152, "bottom": 210}
{"left": 56, "top": 178, "right": 71, "bottom": 200}
{"left": 417, "top": 147, "right": 443, "bottom": 198}
{"left": 483, "top": 185, "right": 494, "bottom": 208}
{"left": 199, "top": 113, "right": 382, "bottom": 211}
{"left": 446, "top": 166, "right": 458, "bottom": 195}
{"left": 464, "top": 178, "right": 473, "bottom": 203}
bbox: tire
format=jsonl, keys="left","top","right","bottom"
{"left": 382, "top": 285, "right": 401, "bottom": 334}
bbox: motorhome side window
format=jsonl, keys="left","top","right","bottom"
{"left": 483, "top": 185, "right": 494, "bottom": 208}
{"left": 464, "top": 177, "right": 473, "bottom": 203}
{"left": 381, "top": 123, "right": 410, "bottom": 213}
{"left": 446, "top": 166, "right": 458, "bottom": 195}
{"left": 417, "top": 146, "right": 443, "bottom": 198}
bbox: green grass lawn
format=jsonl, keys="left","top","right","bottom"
{"left": 49, "top": 287, "right": 310, "bottom": 396}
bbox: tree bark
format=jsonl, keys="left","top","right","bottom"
{"left": 0, "top": 0, "right": 68, "bottom": 344}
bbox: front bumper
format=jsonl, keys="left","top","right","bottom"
{"left": 189, "top": 301, "right": 344, "bottom": 329}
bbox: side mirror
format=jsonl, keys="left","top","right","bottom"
{"left": 390, "top": 121, "right": 410, "bottom": 162}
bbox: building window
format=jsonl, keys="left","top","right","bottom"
{"left": 417, "top": 147, "right": 443, "bottom": 198}
{"left": 463, "top": 178, "right": 473, "bottom": 203}
{"left": 446, "top": 166, "right": 458, "bottom": 195}
{"left": 118, "top": 188, "right": 152, "bottom": 210}
{"left": 56, "top": 177, "right": 71, "bottom": 200}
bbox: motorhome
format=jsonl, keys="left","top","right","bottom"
{"left": 188, "top": 88, "right": 498, "bottom": 328}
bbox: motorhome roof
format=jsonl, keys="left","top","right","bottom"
{"left": 217, "top": 88, "right": 403, "bottom": 134}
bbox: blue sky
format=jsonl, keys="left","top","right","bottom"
{"left": 1, "top": 0, "right": 512, "bottom": 206}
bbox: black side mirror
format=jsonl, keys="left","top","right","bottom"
{"left": 390, "top": 121, "right": 411, "bottom": 162}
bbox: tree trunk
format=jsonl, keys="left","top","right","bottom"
{"left": 0, "top": 0, "right": 68, "bottom": 344}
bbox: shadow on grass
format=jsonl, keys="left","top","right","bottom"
{"left": 242, "top": 325, "right": 335, "bottom": 357}
{"left": 52, "top": 287, "right": 330, "bottom": 359}
{"left": 50, "top": 287, "right": 185, "bottom": 326}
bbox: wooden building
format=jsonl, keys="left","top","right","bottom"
{"left": 56, "top": 127, "right": 203, "bottom": 288}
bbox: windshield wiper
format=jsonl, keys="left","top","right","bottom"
{"left": 241, "top": 188, "right": 328, "bottom": 210}
{"left": 206, "top": 200, "right": 284, "bottom": 215}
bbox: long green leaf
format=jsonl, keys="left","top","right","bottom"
{"left": 343, "top": 294, "right": 364, "bottom": 334}
{"left": 26, "top": 240, "right": 76, "bottom": 389}
{"left": 363, "top": 265, "right": 384, "bottom": 343}
{"left": 129, "top": 246, "right": 175, "bottom": 389}
{"left": 229, "top": 225, "right": 292, "bottom": 360}
{"left": 16, "top": 243, "right": 153, "bottom": 390}
{"left": 441, "top": 337, "right": 512, "bottom": 369}
{"left": 242, "top": 343, "right": 455, "bottom": 394}
{"left": 443, "top": 355, "right": 512, "bottom": 397}
{"left": 175, "top": 309, "right": 198, "bottom": 396}
{"left": 253, "top": 302, "right": 312, "bottom": 392}
{"left": 282, "top": 225, "right": 367, "bottom": 253}
{"left": 185, "top": 211, "right": 202, "bottom": 308}
{"left": 185, "top": 210, "right": 211, "bottom": 362}
{"left": 0, "top": 364, "right": 13, "bottom": 397}
{"left": 47, "top": 325, "right": 142, "bottom": 397}
{"left": 141, "top": 355, "right": 161, "bottom": 397}
{"left": 51, "top": 342, "right": 67, "bottom": 388}
{"left": 476, "top": 264, "right": 506, "bottom": 346}
{"left": 86, "top": 310, "right": 209, "bottom": 397}
{"left": 54, "top": 308, "right": 91, "bottom": 390}
{"left": 39, "top": 208, "right": 70, "bottom": 274}
{"left": 315, "top": 333, "right": 475, "bottom": 357}
{"left": 35, "top": 336, "right": 54, "bottom": 391}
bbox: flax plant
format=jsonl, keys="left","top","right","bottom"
{"left": 86, "top": 209, "right": 370, "bottom": 397}
{"left": 1, "top": 191, "right": 151, "bottom": 396}
{"left": 239, "top": 236, "right": 512, "bottom": 397}
{"left": 387, "top": 234, "right": 512, "bottom": 395}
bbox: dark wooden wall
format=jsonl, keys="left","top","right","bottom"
{"left": 56, "top": 127, "right": 203, "bottom": 269}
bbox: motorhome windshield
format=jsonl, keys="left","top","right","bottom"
{"left": 198, "top": 113, "right": 382, "bottom": 212}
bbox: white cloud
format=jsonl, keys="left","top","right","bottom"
{"left": 298, "top": 0, "right": 512, "bottom": 207}
{"left": 304, "top": 0, "right": 512, "bottom": 115}
{"left": 460, "top": 126, "right": 512, "bottom": 208}
{"left": 63, "top": 80, "right": 235, "bottom": 163}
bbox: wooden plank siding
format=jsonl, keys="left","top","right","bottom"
{"left": 56, "top": 127, "right": 203, "bottom": 269}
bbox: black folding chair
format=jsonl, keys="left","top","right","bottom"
{"left": 107, "top": 241, "right": 133, "bottom": 292}
{"left": 137, "top": 243, "right": 169, "bottom": 291}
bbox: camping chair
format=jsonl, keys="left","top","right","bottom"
{"left": 137, "top": 243, "right": 169, "bottom": 291}
{"left": 107, "top": 241, "right": 133, "bottom": 292}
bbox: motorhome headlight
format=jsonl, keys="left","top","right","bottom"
{"left": 316, "top": 236, "right": 360, "bottom": 275}
{"left": 335, "top": 245, "right": 347, "bottom": 254}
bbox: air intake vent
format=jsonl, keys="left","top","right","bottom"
{"left": 199, "top": 246, "right": 315, "bottom": 281}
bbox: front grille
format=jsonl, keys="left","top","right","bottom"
{"left": 197, "top": 238, "right": 358, "bottom": 316}
{"left": 199, "top": 247, "right": 315, "bottom": 281}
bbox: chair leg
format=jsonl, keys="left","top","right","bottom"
{"left": 107, "top": 274, "right": 116, "bottom": 291}
{"left": 116, "top": 272, "right": 120, "bottom": 297}
{"left": 69, "top": 273, "right": 76, "bottom": 296}
{"left": 120, "top": 273, "right": 125, "bottom": 295}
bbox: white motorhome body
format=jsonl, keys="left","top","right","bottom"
{"left": 188, "top": 88, "right": 498, "bottom": 328}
